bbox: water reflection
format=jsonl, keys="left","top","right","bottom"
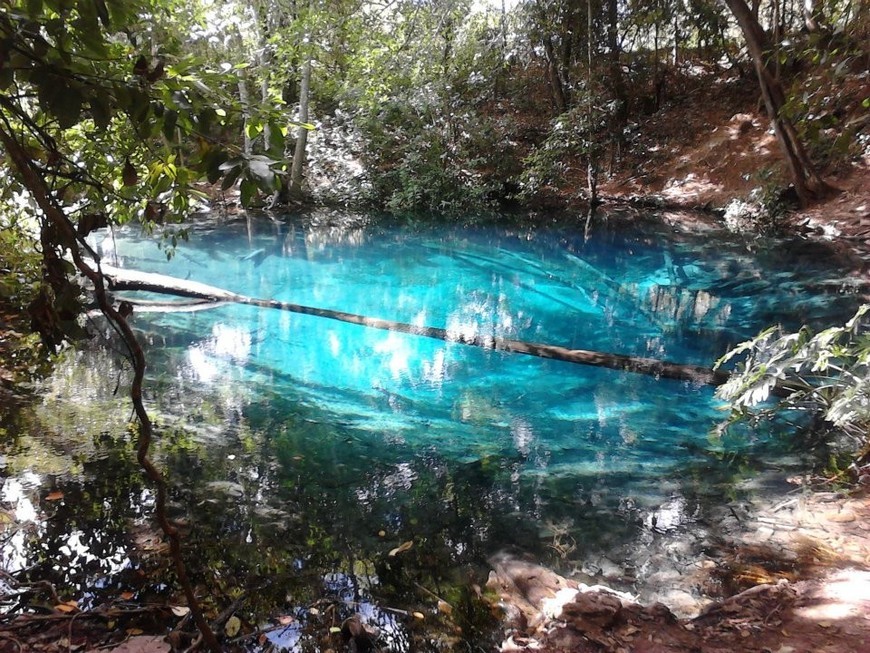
{"left": 1, "top": 212, "right": 865, "bottom": 646}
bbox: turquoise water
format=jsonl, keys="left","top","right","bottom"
{"left": 2, "top": 210, "right": 865, "bottom": 644}
{"left": 104, "top": 212, "right": 861, "bottom": 481}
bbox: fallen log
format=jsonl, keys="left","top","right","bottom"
{"left": 92, "top": 263, "right": 783, "bottom": 392}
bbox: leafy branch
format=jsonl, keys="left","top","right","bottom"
{"left": 0, "top": 120, "right": 223, "bottom": 653}
{"left": 715, "top": 305, "right": 870, "bottom": 457}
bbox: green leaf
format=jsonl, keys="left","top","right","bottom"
{"left": 89, "top": 93, "right": 112, "bottom": 130}
{"left": 220, "top": 164, "right": 242, "bottom": 191}
{"left": 26, "top": 0, "right": 43, "bottom": 19}
{"left": 239, "top": 178, "right": 256, "bottom": 206}
{"left": 245, "top": 121, "right": 262, "bottom": 139}
{"left": 105, "top": 0, "right": 133, "bottom": 29}
{"left": 247, "top": 155, "right": 278, "bottom": 182}
{"left": 196, "top": 107, "right": 216, "bottom": 132}
{"left": 203, "top": 149, "right": 230, "bottom": 184}
{"left": 267, "top": 121, "right": 285, "bottom": 155}
{"left": 74, "top": 1, "right": 107, "bottom": 57}
{"left": 218, "top": 157, "right": 244, "bottom": 173}
{"left": 54, "top": 86, "right": 84, "bottom": 129}
{"left": 126, "top": 87, "right": 150, "bottom": 123}
{"left": 0, "top": 68, "right": 13, "bottom": 91}
{"left": 162, "top": 109, "right": 178, "bottom": 141}
{"left": 94, "top": 0, "right": 110, "bottom": 27}
{"left": 38, "top": 76, "right": 84, "bottom": 129}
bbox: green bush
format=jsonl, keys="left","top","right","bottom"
{"left": 715, "top": 305, "right": 870, "bottom": 460}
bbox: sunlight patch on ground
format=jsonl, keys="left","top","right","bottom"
{"left": 795, "top": 569, "right": 870, "bottom": 622}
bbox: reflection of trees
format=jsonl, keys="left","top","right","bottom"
{"left": 25, "top": 214, "right": 862, "bottom": 630}
{"left": 1, "top": 436, "right": 147, "bottom": 605}
{"left": 1, "top": 335, "right": 818, "bottom": 637}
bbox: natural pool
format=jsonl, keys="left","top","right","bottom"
{"left": 1, "top": 210, "right": 866, "bottom": 649}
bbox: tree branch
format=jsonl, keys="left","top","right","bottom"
{"left": 0, "top": 122, "right": 222, "bottom": 653}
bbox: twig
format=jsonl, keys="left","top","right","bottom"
{"left": 0, "top": 632, "right": 23, "bottom": 652}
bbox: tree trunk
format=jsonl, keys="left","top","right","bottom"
{"left": 586, "top": 0, "right": 598, "bottom": 203}
{"left": 803, "top": 0, "right": 827, "bottom": 32}
{"left": 98, "top": 264, "right": 808, "bottom": 399}
{"left": 724, "top": 0, "right": 833, "bottom": 206}
{"left": 98, "top": 264, "right": 737, "bottom": 387}
{"left": 288, "top": 55, "right": 312, "bottom": 198}
{"left": 238, "top": 77, "right": 252, "bottom": 157}
{"left": 606, "top": 0, "right": 626, "bottom": 173}
{"left": 542, "top": 35, "right": 568, "bottom": 112}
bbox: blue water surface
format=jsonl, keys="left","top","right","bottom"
{"left": 4, "top": 209, "right": 867, "bottom": 650}
{"left": 100, "top": 211, "right": 862, "bottom": 489}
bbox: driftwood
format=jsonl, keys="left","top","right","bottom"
{"left": 94, "top": 263, "right": 734, "bottom": 388}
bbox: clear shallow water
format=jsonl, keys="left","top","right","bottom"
{"left": 2, "top": 210, "right": 866, "bottom": 645}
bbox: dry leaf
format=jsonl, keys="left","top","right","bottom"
{"left": 309, "top": 607, "right": 320, "bottom": 616}
{"left": 171, "top": 606, "right": 190, "bottom": 617}
{"left": 388, "top": 540, "right": 413, "bottom": 557}
{"left": 120, "top": 591, "right": 135, "bottom": 601}
{"left": 126, "top": 628, "right": 144, "bottom": 636}
{"left": 55, "top": 602, "right": 77, "bottom": 613}
{"left": 225, "top": 615, "right": 241, "bottom": 637}
{"left": 412, "top": 611, "right": 425, "bottom": 620}
{"left": 45, "top": 491, "right": 64, "bottom": 501}
{"left": 437, "top": 600, "right": 453, "bottom": 616}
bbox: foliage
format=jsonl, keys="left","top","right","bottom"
{"left": 518, "top": 99, "right": 613, "bottom": 200}
{"left": 0, "top": 0, "right": 287, "bottom": 345}
{"left": 0, "top": 230, "right": 47, "bottom": 392}
{"left": 715, "top": 305, "right": 870, "bottom": 457}
{"left": 0, "top": 218, "right": 41, "bottom": 314}
{"left": 357, "top": 97, "right": 499, "bottom": 214}
{"left": 778, "top": 29, "right": 870, "bottom": 170}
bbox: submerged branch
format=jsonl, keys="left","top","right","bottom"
{"left": 98, "top": 264, "right": 732, "bottom": 388}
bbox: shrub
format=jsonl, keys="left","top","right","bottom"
{"left": 715, "top": 305, "right": 870, "bottom": 460}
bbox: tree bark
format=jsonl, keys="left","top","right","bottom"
{"left": 586, "top": 0, "right": 598, "bottom": 203}
{"left": 288, "top": 55, "right": 312, "bottom": 198}
{"left": 606, "top": 0, "right": 626, "bottom": 172}
{"left": 98, "top": 264, "right": 734, "bottom": 387}
{"left": 542, "top": 34, "right": 568, "bottom": 113}
{"left": 723, "top": 0, "right": 833, "bottom": 206}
